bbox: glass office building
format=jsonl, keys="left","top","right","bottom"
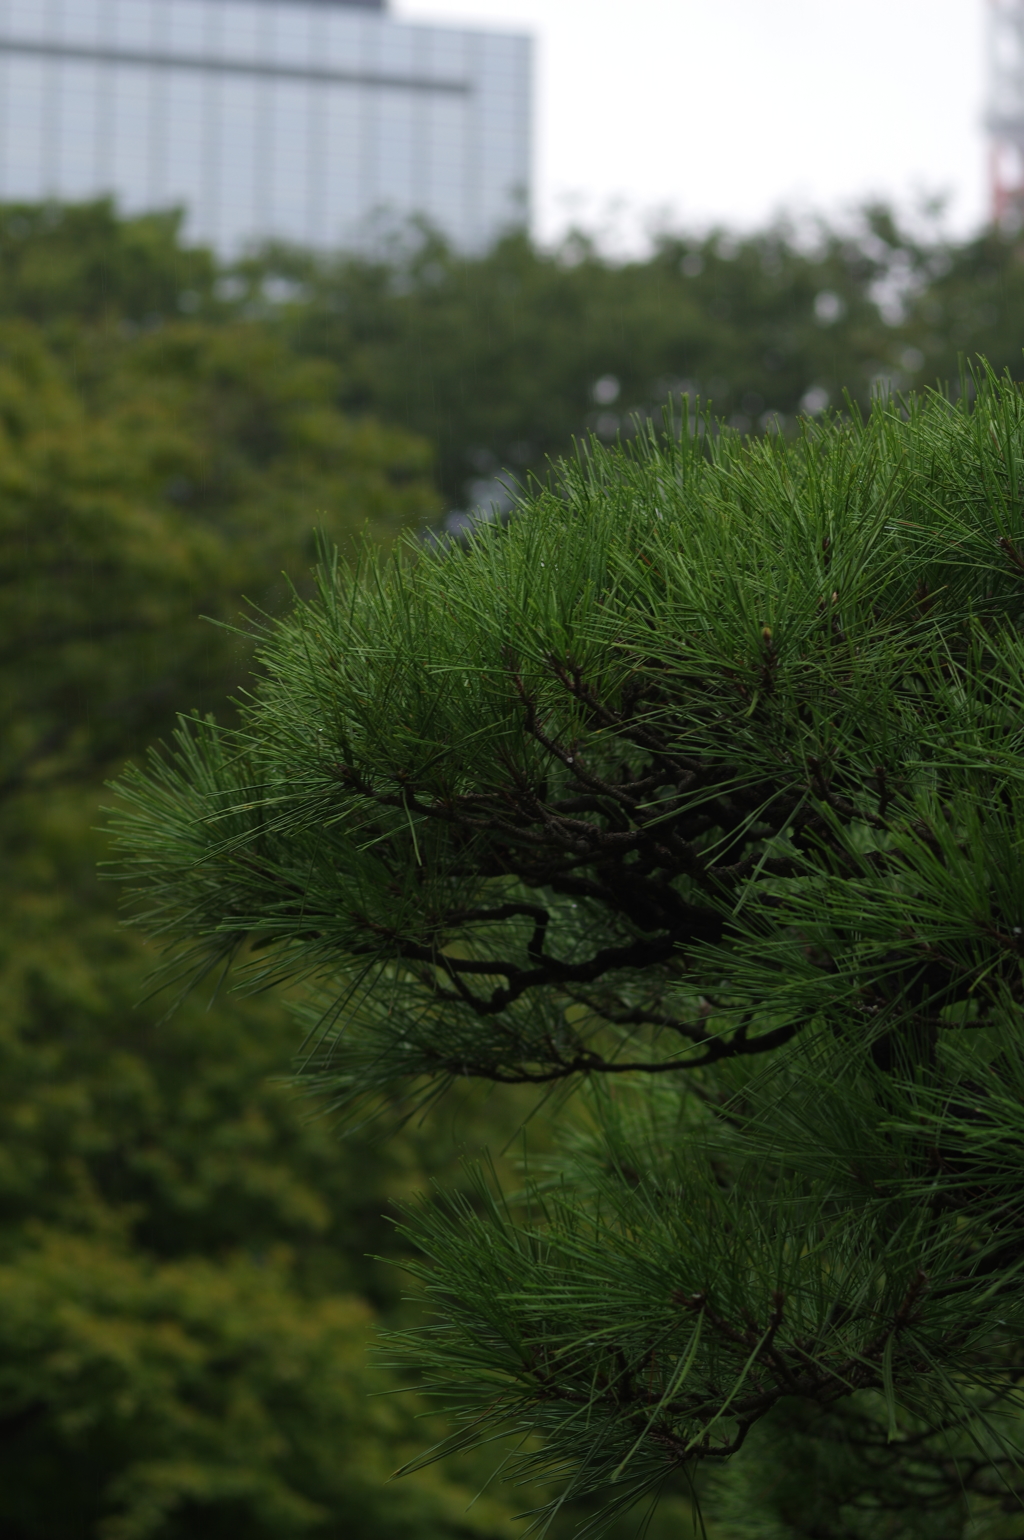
{"left": 0, "top": 0, "right": 531, "bottom": 251}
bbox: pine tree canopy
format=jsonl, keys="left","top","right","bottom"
{"left": 111, "top": 369, "right": 1024, "bottom": 1534}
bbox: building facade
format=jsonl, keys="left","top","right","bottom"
{"left": 0, "top": 0, "right": 531, "bottom": 251}
{"left": 987, "top": 0, "right": 1024, "bottom": 225}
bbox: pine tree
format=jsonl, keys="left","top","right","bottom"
{"left": 111, "top": 369, "right": 1024, "bottom": 1537}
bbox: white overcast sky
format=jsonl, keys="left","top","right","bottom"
{"left": 396, "top": 0, "right": 989, "bottom": 250}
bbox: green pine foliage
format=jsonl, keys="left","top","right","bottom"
{"left": 702, "top": 1392, "right": 1024, "bottom": 1540}
{"left": 111, "top": 368, "right": 1024, "bottom": 1536}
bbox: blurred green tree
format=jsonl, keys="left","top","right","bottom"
{"left": 0, "top": 199, "right": 218, "bottom": 327}
{"left": 3, "top": 194, "right": 1022, "bottom": 519}
{"left": 11, "top": 195, "right": 1024, "bottom": 1539}
{"left": 902, "top": 222, "right": 1024, "bottom": 387}
{"left": 0, "top": 199, "right": 488, "bottom": 1540}
{"left": 0, "top": 314, "right": 439, "bottom": 801}
{"left": 0, "top": 217, "right": 678, "bottom": 1536}
{"left": 0, "top": 787, "right": 527, "bottom": 1540}
{"left": 251, "top": 206, "right": 961, "bottom": 506}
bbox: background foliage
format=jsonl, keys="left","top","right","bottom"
{"left": 5, "top": 194, "right": 1024, "bottom": 1539}
{"left": 249, "top": 202, "right": 1024, "bottom": 510}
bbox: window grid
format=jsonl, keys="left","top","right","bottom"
{"left": 0, "top": 0, "right": 530, "bottom": 251}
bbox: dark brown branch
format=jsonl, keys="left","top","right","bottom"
{"left": 425, "top": 1015, "right": 807, "bottom": 1083}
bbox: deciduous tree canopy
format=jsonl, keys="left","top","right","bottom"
{"left": 10, "top": 195, "right": 1024, "bottom": 1536}
{"left": 253, "top": 205, "right": 1024, "bottom": 508}
{"left": 0, "top": 311, "right": 439, "bottom": 801}
{"left": 0, "top": 788, "right": 532, "bottom": 1540}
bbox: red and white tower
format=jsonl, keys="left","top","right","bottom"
{"left": 988, "top": 0, "right": 1024, "bottom": 225}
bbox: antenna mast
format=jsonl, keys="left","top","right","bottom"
{"left": 988, "top": 0, "right": 1024, "bottom": 224}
